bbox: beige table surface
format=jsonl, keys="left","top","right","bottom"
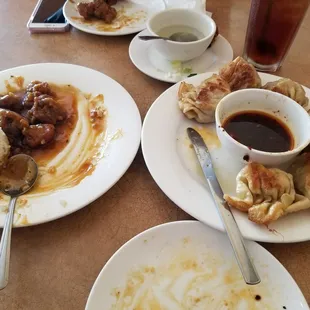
{"left": 0, "top": 0, "right": 310, "bottom": 309}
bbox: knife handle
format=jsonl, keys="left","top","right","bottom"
{"left": 207, "top": 178, "right": 261, "bottom": 285}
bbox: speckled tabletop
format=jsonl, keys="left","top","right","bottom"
{"left": 0, "top": 0, "right": 310, "bottom": 309}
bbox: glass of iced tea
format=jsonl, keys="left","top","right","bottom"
{"left": 243, "top": 0, "right": 310, "bottom": 72}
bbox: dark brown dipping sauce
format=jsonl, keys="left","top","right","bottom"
{"left": 223, "top": 111, "right": 294, "bottom": 153}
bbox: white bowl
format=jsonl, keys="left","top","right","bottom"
{"left": 215, "top": 89, "right": 310, "bottom": 166}
{"left": 147, "top": 8, "right": 216, "bottom": 62}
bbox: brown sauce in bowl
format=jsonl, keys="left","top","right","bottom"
{"left": 223, "top": 110, "right": 294, "bottom": 153}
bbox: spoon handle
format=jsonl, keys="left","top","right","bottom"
{"left": 0, "top": 197, "right": 17, "bottom": 290}
{"left": 139, "top": 36, "right": 167, "bottom": 41}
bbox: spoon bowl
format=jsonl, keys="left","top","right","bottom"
{"left": 169, "top": 32, "right": 199, "bottom": 42}
{"left": 0, "top": 154, "right": 38, "bottom": 197}
{"left": 0, "top": 154, "right": 38, "bottom": 290}
{"left": 139, "top": 35, "right": 172, "bottom": 42}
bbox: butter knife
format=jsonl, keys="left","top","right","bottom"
{"left": 187, "top": 128, "right": 260, "bottom": 285}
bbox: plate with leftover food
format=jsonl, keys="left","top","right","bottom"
{"left": 86, "top": 221, "right": 308, "bottom": 309}
{"left": 0, "top": 63, "right": 141, "bottom": 227}
{"left": 63, "top": 0, "right": 165, "bottom": 36}
{"left": 142, "top": 56, "right": 310, "bottom": 242}
{"left": 129, "top": 29, "right": 233, "bottom": 83}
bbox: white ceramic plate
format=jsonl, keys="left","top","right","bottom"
{"left": 0, "top": 63, "right": 141, "bottom": 227}
{"left": 141, "top": 72, "right": 310, "bottom": 243}
{"left": 63, "top": 0, "right": 165, "bottom": 36}
{"left": 86, "top": 221, "right": 308, "bottom": 309}
{"left": 129, "top": 29, "right": 233, "bottom": 83}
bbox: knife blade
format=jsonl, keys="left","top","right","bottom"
{"left": 187, "top": 127, "right": 260, "bottom": 285}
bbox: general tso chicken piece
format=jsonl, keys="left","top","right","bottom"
{"left": 0, "top": 93, "right": 23, "bottom": 112}
{"left": 23, "top": 81, "right": 53, "bottom": 109}
{"left": 26, "top": 81, "right": 52, "bottom": 94}
{"left": 23, "top": 124, "right": 55, "bottom": 148}
{"left": 93, "top": 0, "right": 117, "bottom": 23}
{"left": 77, "top": 2, "right": 95, "bottom": 19}
{"left": 0, "top": 109, "right": 29, "bottom": 143}
{"left": 27, "top": 94, "right": 67, "bottom": 125}
{"left": 77, "top": 0, "right": 117, "bottom": 23}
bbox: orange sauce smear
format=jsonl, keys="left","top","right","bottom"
{"left": 1, "top": 76, "right": 107, "bottom": 196}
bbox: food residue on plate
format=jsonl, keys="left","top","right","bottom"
{"left": 60, "top": 200, "right": 68, "bottom": 208}
{"left": 193, "top": 126, "right": 221, "bottom": 149}
{"left": 19, "top": 214, "right": 29, "bottom": 226}
{"left": 183, "top": 126, "right": 220, "bottom": 152}
{"left": 164, "top": 61, "right": 193, "bottom": 81}
{"left": 0, "top": 75, "right": 108, "bottom": 204}
{"left": 188, "top": 126, "right": 220, "bottom": 178}
{"left": 72, "top": 5, "right": 147, "bottom": 32}
{"left": 110, "top": 238, "right": 276, "bottom": 310}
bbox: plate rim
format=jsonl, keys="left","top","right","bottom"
{"left": 129, "top": 29, "right": 234, "bottom": 83}
{"left": 0, "top": 62, "right": 142, "bottom": 227}
{"left": 141, "top": 71, "right": 310, "bottom": 243}
{"left": 85, "top": 220, "right": 309, "bottom": 309}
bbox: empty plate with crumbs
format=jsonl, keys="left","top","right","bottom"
{"left": 86, "top": 221, "right": 308, "bottom": 310}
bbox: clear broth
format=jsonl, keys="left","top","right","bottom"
{"left": 157, "top": 25, "right": 204, "bottom": 42}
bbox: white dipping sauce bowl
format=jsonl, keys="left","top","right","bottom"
{"left": 147, "top": 8, "right": 216, "bottom": 62}
{"left": 215, "top": 89, "right": 310, "bottom": 166}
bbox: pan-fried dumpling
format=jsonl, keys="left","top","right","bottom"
{"left": 178, "top": 74, "right": 231, "bottom": 123}
{"left": 289, "top": 153, "right": 310, "bottom": 199}
{"left": 219, "top": 56, "right": 262, "bottom": 91}
{"left": 263, "top": 78, "right": 309, "bottom": 111}
{"left": 224, "top": 162, "right": 310, "bottom": 224}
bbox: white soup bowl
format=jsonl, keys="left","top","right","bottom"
{"left": 147, "top": 8, "right": 216, "bottom": 62}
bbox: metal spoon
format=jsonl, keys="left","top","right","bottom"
{"left": 0, "top": 154, "right": 38, "bottom": 290}
{"left": 139, "top": 32, "right": 199, "bottom": 42}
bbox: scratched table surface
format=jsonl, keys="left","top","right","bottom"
{"left": 0, "top": 0, "right": 310, "bottom": 309}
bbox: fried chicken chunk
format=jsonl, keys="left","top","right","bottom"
{"left": 77, "top": 0, "right": 117, "bottom": 24}
{"left": 23, "top": 124, "right": 55, "bottom": 148}
{"left": 23, "top": 80, "right": 53, "bottom": 109}
{"left": 0, "top": 93, "right": 23, "bottom": 112}
{"left": 77, "top": 2, "right": 95, "bottom": 19}
{"left": 0, "top": 109, "right": 29, "bottom": 141}
{"left": 27, "top": 94, "right": 67, "bottom": 125}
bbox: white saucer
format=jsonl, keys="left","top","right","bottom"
{"left": 129, "top": 29, "right": 233, "bottom": 83}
